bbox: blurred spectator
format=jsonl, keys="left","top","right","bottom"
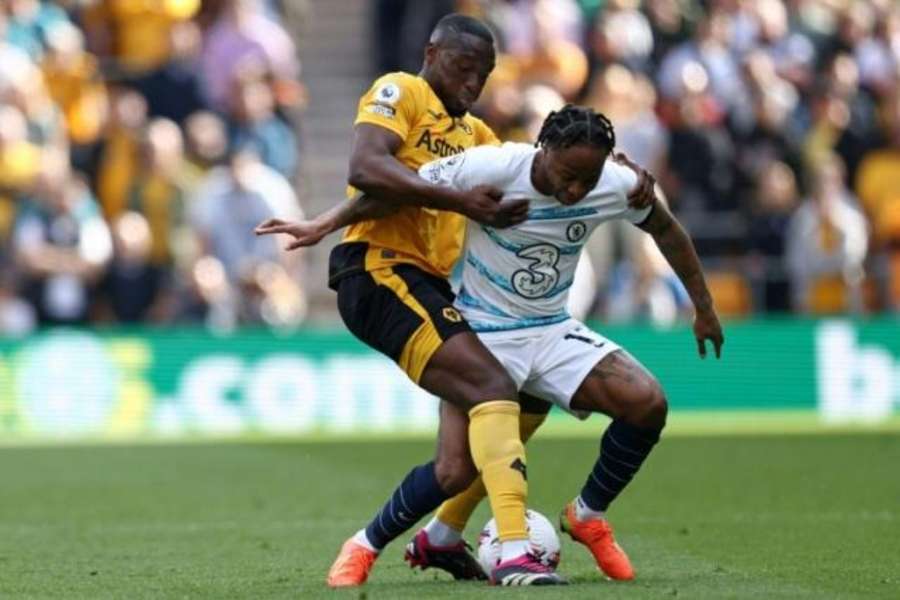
{"left": 644, "top": 0, "right": 699, "bottom": 65}
{"left": 605, "top": 235, "right": 690, "bottom": 325}
{"left": 657, "top": 9, "right": 747, "bottom": 113}
{"left": 12, "top": 153, "right": 111, "bottom": 324}
{"left": 126, "top": 118, "right": 190, "bottom": 270}
{"left": 100, "top": 210, "right": 166, "bottom": 322}
{"left": 786, "top": 155, "right": 868, "bottom": 314}
{"left": 201, "top": 0, "right": 299, "bottom": 113}
{"left": 0, "top": 103, "right": 41, "bottom": 194}
{"left": 81, "top": 0, "right": 201, "bottom": 76}
{"left": 855, "top": 92, "right": 900, "bottom": 310}
{"left": 41, "top": 22, "right": 108, "bottom": 154}
{"left": 854, "top": 6, "right": 900, "bottom": 98}
{"left": 746, "top": 160, "right": 799, "bottom": 312}
{"left": 0, "top": 268, "right": 36, "bottom": 337}
{"left": 821, "top": 52, "right": 879, "bottom": 181}
{"left": 751, "top": 0, "right": 816, "bottom": 90}
{"left": 190, "top": 148, "right": 305, "bottom": 329}
{"left": 591, "top": 0, "right": 654, "bottom": 73}
{"left": 1, "top": 47, "right": 67, "bottom": 151}
{"left": 586, "top": 64, "right": 668, "bottom": 173}
{"left": 732, "top": 50, "right": 801, "bottom": 203}
{"left": 662, "top": 61, "right": 736, "bottom": 214}
{"left": 132, "top": 19, "right": 208, "bottom": 123}
{"left": 181, "top": 110, "right": 228, "bottom": 191}
{"left": 96, "top": 87, "right": 148, "bottom": 219}
{"left": 519, "top": 84, "right": 565, "bottom": 141}
{"left": 511, "top": 0, "right": 588, "bottom": 99}
{"left": 228, "top": 65, "right": 298, "bottom": 180}
{"left": 4, "top": 0, "right": 71, "bottom": 61}
{"left": 373, "top": 0, "right": 455, "bottom": 74}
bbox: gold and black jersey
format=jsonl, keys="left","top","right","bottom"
{"left": 332, "top": 72, "right": 500, "bottom": 283}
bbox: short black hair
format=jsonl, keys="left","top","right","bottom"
{"left": 536, "top": 105, "right": 616, "bottom": 152}
{"left": 430, "top": 13, "right": 495, "bottom": 46}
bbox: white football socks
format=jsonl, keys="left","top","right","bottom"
{"left": 574, "top": 495, "right": 606, "bottom": 521}
{"left": 352, "top": 529, "right": 380, "bottom": 553}
{"left": 423, "top": 517, "right": 462, "bottom": 547}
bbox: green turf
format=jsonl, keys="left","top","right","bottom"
{"left": 1, "top": 434, "right": 898, "bottom": 599}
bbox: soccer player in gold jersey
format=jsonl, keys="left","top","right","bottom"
{"left": 319, "top": 14, "right": 562, "bottom": 586}
{"left": 259, "top": 14, "right": 654, "bottom": 587}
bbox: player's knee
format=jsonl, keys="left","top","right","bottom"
{"left": 626, "top": 379, "right": 668, "bottom": 430}
{"left": 434, "top": 455, "right": 478, "bottom": 495}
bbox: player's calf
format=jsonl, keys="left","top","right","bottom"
{"left": 564, "top": 351, "right": 666, "bottom": 579}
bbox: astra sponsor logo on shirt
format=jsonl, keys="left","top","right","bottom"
{"left": 415, "top": 129, "right": 465, "bottom": 157}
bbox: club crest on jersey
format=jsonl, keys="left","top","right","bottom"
{"left": 375, "top": 82, "right": 401, "bottom": 105}
{"left": 566, "top": 221, "right": 587, "bottom": 242}
{"left": 442, "top": 307, "right": 463, "bottom": 323}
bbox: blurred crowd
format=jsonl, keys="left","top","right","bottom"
{"left": 379, "top": 0, "right": 900, "bottom": 321}
{"left": 3, "top": 1, "right": 900, "bottom": 337}
{"left": 0, "top": 0, "right": 309, "bottom": 335}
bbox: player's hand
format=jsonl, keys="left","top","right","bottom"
{"left": 463, "top": 185, "right": 529, "bottom": 228}
{"left": 254, "top": 218, "right": 328, "bottom": 250}
{"left": 612, "top": 152, "right": 657, "bottom": 210}
{"left": 693, "top": 308, "right": 724, "bottom": 359}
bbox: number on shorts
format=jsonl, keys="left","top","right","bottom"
{"left": 512, "top": 243, "right": 560, "bottom": 298}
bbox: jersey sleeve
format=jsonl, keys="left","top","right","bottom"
{"left": 418, "top": 144, "right": 513, "bottom": 191}
{"left": 354, "top": 74, "right": 422, "bottom": 140}
{"left": 608, "top": 160, "right": 652, "bottom": 224}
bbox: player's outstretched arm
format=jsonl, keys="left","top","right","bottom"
{"left": 348, "top": 124, "right": 528, "bottom": 227}
{"left": 637, "top": 199, "right": 725, "bottom": 359}
{"left": 254, "top": 193, "right": 396, "bottom": 250}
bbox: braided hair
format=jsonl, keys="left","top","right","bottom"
{"left": 536, "top": 104, "right": 616, "bottom": 152}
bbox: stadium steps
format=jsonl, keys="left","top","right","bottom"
{"left": 294, "top": 0, "right": 373, "bottom": 319}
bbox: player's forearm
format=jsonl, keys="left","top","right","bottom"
{"left": 348, "top": 154, "right": 463, "bottom": 211}
{"left": 316, "top": 193, "right": 401, "bottom": 233}
{"left": 651, "top": 221, "right": 714, "bottom": 313}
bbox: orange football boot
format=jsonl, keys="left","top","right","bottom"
{"left": 326, "top": 538, "right": 378, "bottom": 587}
{"left": 559, "top": 502, "right": 634, "bottom": 581}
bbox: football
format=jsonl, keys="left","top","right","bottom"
{"left": 477, "top": 509, "right": 562, "bottom": 573}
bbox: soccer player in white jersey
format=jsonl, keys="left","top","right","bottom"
{"left": 256, "top": 105, "right": 723, "bottom": 585}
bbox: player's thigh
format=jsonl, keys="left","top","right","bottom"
{"left": 429, "top": 331, "right": 531, "bottom": 410}
{"left": 334, "top": 269, "right": 422, "bottom": 361}
{"left": 335, "top": 265, "right": 514, "bottom": 405}
{"left": 523, "top": 320, "right": 622, "bottom": 419}
{"left": 421, "top": 332, "right": 518, "bottom": 409}
{"left": 569, "top": 350, "right": 666, "bottom": 423}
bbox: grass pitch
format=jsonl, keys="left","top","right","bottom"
{"left": 1, "top": 433, "right": 898, "bottom": 599}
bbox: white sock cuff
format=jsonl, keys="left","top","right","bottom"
{"left": 574, "top": 495, "right": 606, "bottom": 521}
{"left": 352, "top": 529, "right": 380, "bottom": 554}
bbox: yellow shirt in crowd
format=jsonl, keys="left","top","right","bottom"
{"left": 85, "top": 0, "right": 200, "bottom": 73}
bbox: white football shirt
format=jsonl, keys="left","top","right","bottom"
{"left": 419, "top": 142, "right": 651, "bottom": 333}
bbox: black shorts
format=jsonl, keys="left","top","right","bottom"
{"left": 329, "top": 242, "right": 472, "bottom": 382}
